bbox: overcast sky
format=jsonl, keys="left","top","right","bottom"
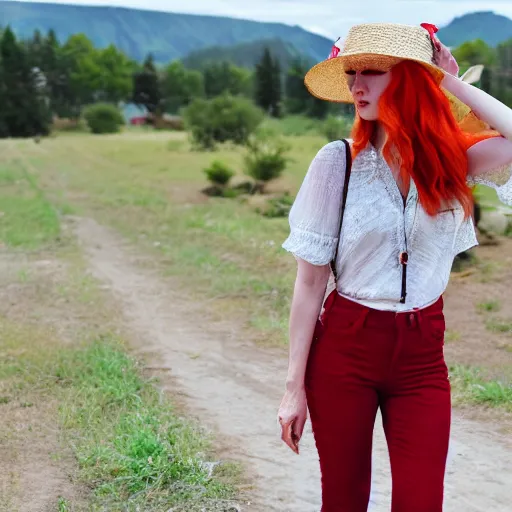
{"left": 13, "top": 0, "right": 512, "bottom": 39}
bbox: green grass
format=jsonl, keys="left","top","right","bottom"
{"left": 263, "top": 115, "right": 325, "bottom": 137}
{"left": 57, "top": 497, "right": 71, "bottom": 512}
{"left": 0, "top": 318, "right": 236, "bottom": 511}
{"left": 56, "top": 337, "right": 236, "bottom": 510}
{"left": 477, "top": 300, "right": 502, "bottom": 313}
{"left": 0, "top": 159, "right": 61, "bottom": 249}
{"left": 485, "top": 318, "right": 512, "bottom": 334}
{"left": 445, "top": 329, "right": 462, "bottom": 343}
{"left": 450, "top": 364, "right": 512, "bottom": 411}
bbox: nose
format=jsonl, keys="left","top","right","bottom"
{"left": 351, "top": 72, "right": 367, "bottom": 96}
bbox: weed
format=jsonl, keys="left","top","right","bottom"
{"left": 485, "top": 318, "right": 512, "bottom": 334}
{"left": 450, "top": 365, "right": 512, "bottom": 411}
{"left": 445, "top": 330, "right": 461, "bottom": 343}
{"left": 55, "top": 336, "right": 235, "bottom": 509}
{"left": 477, "top": 300, "right": 502, "bottom": 313}
{"left": 57, "top": 496, "right": 71, "bottom": 512}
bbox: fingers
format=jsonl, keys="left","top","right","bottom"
{"left": 293, "top": 415, "right": 306, "bottom": 440}
{"left": 280, "top": 418, "right": 299, "bottom": 454}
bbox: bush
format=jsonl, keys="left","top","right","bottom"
{"left": 244, "top": 129, "right": 290, "bottom": 192}
{"left": 203, "top": 160, "right": 235, "bottom": 187}
{"left": 183, "top": 94, "right": 264, "bottom": 150}
{"left": 322, "top": 115, "right": 352, "bottom": 141}
{"left": 83, "top": 103, "right": 125, "bottom": 134}
{"left": 262, "top": 193, "right": 295, "bottom": 218}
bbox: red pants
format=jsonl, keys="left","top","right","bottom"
{"left": 305, "top": 291, "right": 451, "bottom": 512}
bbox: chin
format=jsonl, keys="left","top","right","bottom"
{"left": 358, "top": 111, "right": 378, "bottom": 121}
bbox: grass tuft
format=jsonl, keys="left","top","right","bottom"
{"left": 55, "top": 336, "right": 236, "bottom": 509}
{"left": 477, "top": 300, "right": 502, "bottom": 313}
{"left": 485, "top": 318, "right": 512, "bottom": 334}
{"left": 449, "top": 364, "right": 512, "bottom": 411}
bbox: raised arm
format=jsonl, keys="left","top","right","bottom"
{"left": 436, "top": 44, "right": 512, "bottom": 206}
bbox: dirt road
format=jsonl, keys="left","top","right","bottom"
{"left": 74, "top": 216, "right": 511, "bottom": 512}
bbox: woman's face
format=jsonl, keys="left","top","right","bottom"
{"left": 346, "top": 69, "right": 392, "bottom": 121}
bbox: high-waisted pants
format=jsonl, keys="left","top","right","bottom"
{"left": 305, "top": 291, "right": 451, "bottom": 512}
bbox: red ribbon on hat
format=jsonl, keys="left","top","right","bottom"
{"left": 420, "top": 23, "right": 441, "bottom": 52}
{"left": 328, "top": 37, "right": 343, "bottom": 60}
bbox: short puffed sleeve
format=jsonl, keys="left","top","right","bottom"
{"left": 464, "top": 132, "right": 512, "bottom": 206}
{"left": 467, "top": 164, "right": 512, "bottom": 206}
{"left": 282, "top": 141, "right": 347, "bottom": 265}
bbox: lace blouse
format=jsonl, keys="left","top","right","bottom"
{"left": 282, "top": 140, "right": 512, "bottom": 312}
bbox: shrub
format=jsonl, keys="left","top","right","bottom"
{"left": 183, "top": 94, "right": 264, "bottom": 150}
{"left": 203, "top": 160, "right": 235, "bottom": 187}
{"left": 322, "top": 115, "right": 352, "bottom": 141}
{"left": 262, "top": 193, "right": 295, "bottom": 218}
{"left": 83, "top": 103, "right": 125, "bottom": 134}
{"left": 243, "top": 129, "right": 290, "bottom": 192}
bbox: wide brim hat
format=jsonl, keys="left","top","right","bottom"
{"left": 305, "top": 22, "right": 487, "bottom": 131}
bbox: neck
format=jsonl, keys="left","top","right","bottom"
{"left": 372, "top": 122, "right": 387, "bottom": 151}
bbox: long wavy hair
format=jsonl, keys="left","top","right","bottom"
{"left": 351, "top": 60, "right": 495, "bottom": 217}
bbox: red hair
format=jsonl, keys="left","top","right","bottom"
{"left": 351, "top": 60, "right": 496, "bottom": 217}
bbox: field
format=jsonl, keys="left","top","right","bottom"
{"left": 0, "top": 128, "right": 511, "bottom": 511}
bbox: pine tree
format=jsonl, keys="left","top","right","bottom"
{"left": 0, "top": 27, "right": 50, "bottom": 137}
{"left": 285, "top": 58, "right": 310, "bottom": 114}
{"left": 132, "top": 54, "right": 161, "bottom": 113}
{"left": 254, "top": 47, "right": 282, "bottom": 117}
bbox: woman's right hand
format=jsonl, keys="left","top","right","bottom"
{"left": 278, "top": 384, "right": 307, "bottom": 454}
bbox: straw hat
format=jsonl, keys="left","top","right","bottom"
{"left": 304, "top": 22, "right": 483, "bottom": 128}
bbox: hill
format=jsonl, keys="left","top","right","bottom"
{"left": 438, "top": 11, "right": 512, "bottom": 47}
{"left": 182, "top": 38, "right": 312, "bottom": 70}
{"left": 0, "top": 0, "right": 332, "bottom": 63}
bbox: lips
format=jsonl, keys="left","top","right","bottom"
{"left": 357, "top": 100, "right": 369, "bottom": 108}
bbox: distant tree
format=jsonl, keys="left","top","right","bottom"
{"left": 285, "top": 58, "right": 310, "bottom": 114}
{"left": 285, "top": 58, "right": 330, "bottom": 119}
{"left": 61, "top": 34, "right": 98, "bottom": 112}
{"left": 254, "top": 48, "right": 282, "bottom": 117}
{"left": 33, "top": 29, "right": 78, "bottom": 119}
{"left": 95, "top": 44, "right": 135, "bottom": 103}
{"left": 132, "top": 54, "right": 161, "bottom": 113}
{"left": 203, "top": 61, "right": 252, "bottom": 98}
{"left": 0, "top": 27, "right": 50, "bottom": 137}
{"left": 161, "top": 60, "right": 204, "bottom": 113}
{"left": 453, "top": 39, "right": 496, "bottom": 68}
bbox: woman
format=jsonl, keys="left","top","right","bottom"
{"left": 277, "top": 23, "right": 512, "bottom": 512}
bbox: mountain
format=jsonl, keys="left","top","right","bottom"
{"left": 182, "top": 38, "right": 312, "bottom": 70}
{"left": 0, "top": 0, "right": 332, "bottom": 63}
{"left": 438, "top": 11, "right": 512, "bottom": 47}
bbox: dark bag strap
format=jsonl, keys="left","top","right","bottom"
{"left": 329, "top": 138, "right": 352, "bottom": 281}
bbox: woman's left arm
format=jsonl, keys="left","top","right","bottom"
{"left": 437, "top": 44, "right": 512, "bottom": 204}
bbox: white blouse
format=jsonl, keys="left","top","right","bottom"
{"left": 282, "top": 140, "right": 512, "bottom": 312}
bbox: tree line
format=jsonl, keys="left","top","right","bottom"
{"left": 0, "top": 25, "right": 511, "bottom": 138}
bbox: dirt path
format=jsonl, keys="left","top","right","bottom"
{"left": 73, "top": 216, "right": 511, "bottom": 512}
